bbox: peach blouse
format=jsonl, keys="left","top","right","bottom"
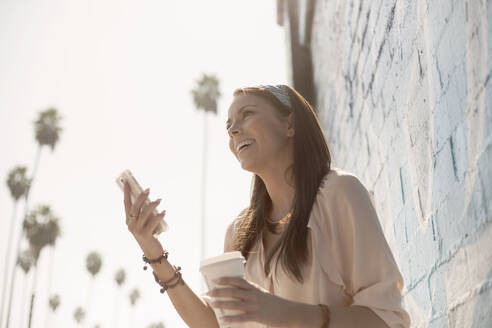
{"left": 223, "top": 167, "right": 410, "bottom": 328}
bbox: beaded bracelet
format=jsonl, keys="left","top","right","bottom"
{"left": 142, "top": 250, "right": 169, "bottom": 270}
{"left": 152, "top": 265, "right": 184, "bottom": 293}
{"left": 317, "top": 304, "right": 331, "bottom": 328}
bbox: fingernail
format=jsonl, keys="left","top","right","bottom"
{"left": 144, "top": 188, "right": 150, "bottom": 194}
{"left": 156, "top": 198, "right": 162, "bottom": 203}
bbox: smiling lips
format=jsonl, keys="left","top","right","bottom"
{"left": 236, "top": 139, "right": 255, "bottom": 154}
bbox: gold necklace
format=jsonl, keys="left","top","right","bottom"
{"left": 265, "top": 212, "right": 292, "bottom": 225}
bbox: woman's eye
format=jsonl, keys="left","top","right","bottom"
{"left": 226, "top": 111, "right": 253, "bottom": 130}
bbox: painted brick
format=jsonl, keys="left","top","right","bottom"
{"left": 434, "top": 60, "right": 468, "bottom": 148}
{"left": 431, "top": 139, "right": 461, "bottom": 207}
{"left": 450, "top": 122, "right": 467, "bottom": 183}
{"left": 476, "top": 141, "right": 492, "bottom": 218}
{"left": 433, "top": 1, "right": 467, "bottom": 93}
{"left": 300, "top": 0, "right": 492, "bottom": 326}
{"left": 433, "top": 185, "right": 469, "bottom": 255}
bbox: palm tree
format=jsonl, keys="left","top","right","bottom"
{"left": 23, "top": 205, "right": 61, "bottom": 328}
{"left": 0, "top": 166, "right": 31, "bottom": 325}
{"left": 191, "top": 74, "right": 221, "bottom": 269}
{"left": 48, "top": 294, "right": 60, "bottom": 312}
{"left": 191, "top": 74, "right": 220, "bottom": 115}
{"left": 33, "top": 107, "right": 63, "bottom": 326}
{"left": 86, "top": 252, "right": 103, "bottom": 277}
{"left": 16, "top": 249, "right": 34, "bottom": 328}
{"left": 115, "top": 268, "right": 126, "bottom": 287}
{"left": 45, "top": 294, "right": 60, "bottom": 327}
{"left": 129, "top": 288, "right": 140, "bottom": 306}
{"left": 34, "top": 107, "right": 63, "bottom": 151}
{"left": 113, "top": 268, "right": 126, "bottom": 327}
{"left": 85, "top": 251, "right": 102, "bottom": 325}
{"left": 17, "top": 249, "right": 34, "bottom": 273}
{"left": 4, "top": 107, "right": 63, "bottom": 328}
{"left": 6, "top": 166, "right": 31, "bottom": 200}
{"left": 73, "top": 307, "right": 86, "bottom": 327}
{"left": 128, "top": 288, "right": 140, "bottom": 328}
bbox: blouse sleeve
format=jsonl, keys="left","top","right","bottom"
{"left": 319, "top": 173, "right": 411, "bottom": 328}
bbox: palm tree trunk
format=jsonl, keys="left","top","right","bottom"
{"left": 84, "top": 279, "right": 94, "bottom": 328}
{"left": 130, "top": 307, "right": 134, "bottom": 328}
{"left": 27, "top": 265, "right": 40, "bottom": 328}
{"left": 200, "top": 112, "right": 208, "bottom": 291}
{"left": 30, "top": 146, "right": 42, "bottom": 186}
{"left": 5, "top": 145, "right": 42, "bottom": 328}
{"left": 43, "top": 247, "right": 55, "bottom": 328}
{"left": 18, "top": 274, "right": 29, "bottom": 328}
{"left": 0, "top": 201, "right": 18, "bottom": 327}
{"left": 4, "top": 199, "right": 28, "bottom": 328}
{"left": 113, "top": 288, "right": 121, "bottom": 328}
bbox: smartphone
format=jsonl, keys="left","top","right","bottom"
{"left": 116, "top": 169, "right": 168, "bottom": 236}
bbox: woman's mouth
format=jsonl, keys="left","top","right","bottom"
{"left": 238, "top": 141, "right": 254, "bottom": 155}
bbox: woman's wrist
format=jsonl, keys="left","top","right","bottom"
{"left": 140, "top": 247, "right": 176, "bottom": 282}
{"left": 151, "top": 258, "right": 176, "bottom": 280}
{"left": 285, "top": 300, "right": 326, "bottom": 328}
{"left": 142, "top": 246, "right": 163, "bottom": 259}
{"left": 137, "top": 237, "right": 163, "bottom": 256}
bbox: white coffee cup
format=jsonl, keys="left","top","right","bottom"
{"left": 200, "top": 251, "right": 246, "bottom": 327}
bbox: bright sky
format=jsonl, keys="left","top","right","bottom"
{"left": 0, "top": 1, "right": 288, "bottom": 327}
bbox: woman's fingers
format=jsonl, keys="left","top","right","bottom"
{"left": 143, "top": 210, "right": 166, "bottom": 234}
{"left": 123, "top": 182, "right": 132, "bottom": 221}
{"left": 129, "top": 188, "right": 150, "bottom": 218}
{"left": 138, "top": 200, "right": 162, "bottom": 229}
{"left": 211, "top": 299, "right": 253, "bottom": 311}
{"left": 214, "top": 277, "right": 252, "bottom": 290}
{"left": 209, "top": 278, "right": 286, "bottom": 326}
{"left": 206, "top": 287, "right": 251, "bottom": 301}
{"left": 220, "top": 313, "right": 255, "bottom": 324}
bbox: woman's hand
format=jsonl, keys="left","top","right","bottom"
{"left": 123, "top": 181, "right": 167, "bottom": 256}
{"left": 206, "top": 277, "right": 295, "bottom": 327}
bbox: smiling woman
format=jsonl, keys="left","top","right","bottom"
{"left": 123, "top": 85, "right": 410, "bottom": 328}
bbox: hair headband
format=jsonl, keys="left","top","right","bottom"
{"left": 261, "top": 85, "right": 292, "bottom": 108}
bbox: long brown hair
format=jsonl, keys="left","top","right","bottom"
{"left": 231, "top": 85, "right": 332, "bottom": 283}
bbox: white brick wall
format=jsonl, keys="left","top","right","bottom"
{"left": 306, "top": 0, "right": 492, "bottom": 326}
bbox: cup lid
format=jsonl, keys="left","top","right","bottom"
{"left": 199, "top": 251, "right": 245, "bottom": 268}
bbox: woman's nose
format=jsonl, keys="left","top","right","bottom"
{"left": 228, "top": 123, "right": 240, "bottom": 136}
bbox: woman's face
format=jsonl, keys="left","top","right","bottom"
{"left": 226, "top": 94, "right": 294, "bottom": 173}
